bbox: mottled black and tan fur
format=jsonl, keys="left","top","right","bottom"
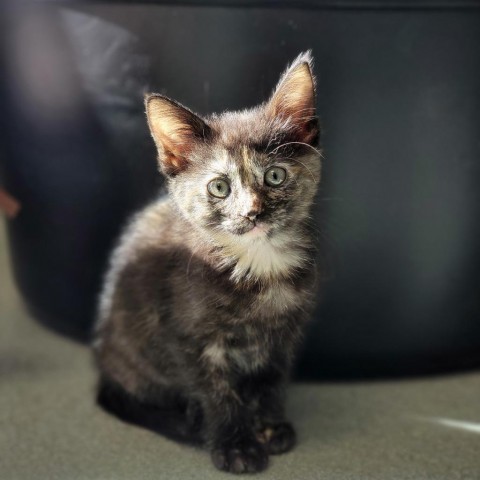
{"left": 93, "top": 51, "right": 322, "bottom": 474}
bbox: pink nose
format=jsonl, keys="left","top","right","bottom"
{"left": 243, "top": 195, "right": 263, "bottom": 222}
{"left": 244, "top": 205, "right": 263, "bottom": 222}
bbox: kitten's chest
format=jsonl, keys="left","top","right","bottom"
{"left": 179, "top": 255, "right": 314, "bottom": 371}
{"left": 201, "top": 285, "right": 308, "bottom": 373}
{"left": 226, "top": 326, "right": 269, "bottom": 372}
{"left": 251, "top": 282, "right": 303, "bottom": 317}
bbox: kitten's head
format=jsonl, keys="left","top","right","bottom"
{"left": 145, "top": 52, "right": 321, "bottom": 246}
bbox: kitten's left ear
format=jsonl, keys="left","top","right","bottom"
{"left": 266, "top": 51, "right": 319, "bottom": 145}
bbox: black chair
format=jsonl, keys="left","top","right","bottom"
{"left": 1, "top": 1, "right": 480, "bottom": 379}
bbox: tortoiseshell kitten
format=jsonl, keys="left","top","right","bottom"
{"left": 93, "top": 52, "right": 321, "bottom": 474}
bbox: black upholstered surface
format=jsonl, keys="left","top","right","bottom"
{"left": 1, "top": 4, "right": 480, "bottom": 378}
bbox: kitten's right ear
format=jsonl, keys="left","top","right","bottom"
{"left": 145, "top": 94, "right": 211, "bottom": 176}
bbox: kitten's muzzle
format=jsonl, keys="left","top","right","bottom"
{"left": 236, "top": 217, "right": 271, "bottom": 236}
{"left": 242, "top": 200, "right": 263, "bottom": 222}
{"left": 242, "top": 206, "right": 263, "bottom": 223}
{"left": 233, "top": 218, "right": 258, "bottom": 235}
{"left": 236, "top": 221, "right": 256, "bottom": 234}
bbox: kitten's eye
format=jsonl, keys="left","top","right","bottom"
{"left": 207, "top": 178, "right": 231, "bottom": 198}
{"left": 264, "top": 167, "right": 287, "bottom": 187}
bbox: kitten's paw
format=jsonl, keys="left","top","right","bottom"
{"left": 256, "top": 422, "right": 296, "bottom": 455}
{"left": 211, "top": 439, "right": 268, "bottom": 474}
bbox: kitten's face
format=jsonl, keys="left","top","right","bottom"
{"left": 146, "top": 52, "right": 320, "bottom": 244}
{"left": 169, "top": 135, "right": 320, "bottom": 243}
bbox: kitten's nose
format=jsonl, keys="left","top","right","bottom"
{"left": 243, "top": 196, "right": 263, "bottom": 222}
{"left": 244, "top": 207, "right": 262, "bottom": 222}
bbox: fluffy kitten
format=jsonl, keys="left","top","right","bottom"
{"left": 93, "top": 51, "right": 321, "bottom": 474}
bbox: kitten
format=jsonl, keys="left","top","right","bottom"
{"left": 93, "top": 51, "right": 321, "bottom": 474}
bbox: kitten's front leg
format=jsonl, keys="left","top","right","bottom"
{"left": 253, "top": 368, "right": 296, "bottom": 455}
{"left": 203, "top": 375, "right": 269, "bottom": 474}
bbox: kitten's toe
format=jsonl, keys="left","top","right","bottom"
{"left": 256, "top": 422, "right": 296, "bottom": 455}
{"left": 211, "top": 439, "right": 268, "bottom": 474}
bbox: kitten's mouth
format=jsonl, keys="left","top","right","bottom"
{"left": 241, "top": 222, "right": 271, "bottom": 237}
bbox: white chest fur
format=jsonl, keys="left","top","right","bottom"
{"left": 216, "top": 231, "right": 307, "bottom": 283}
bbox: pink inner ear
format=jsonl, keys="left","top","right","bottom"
{"left": 267, "top": 62, "right": 317, "bottom": 143}
{"left": 160, "top": 128, "right": 198, "bottom": 175}
{"left": 161, "top": 126, "right": 196, "bottom": 157}
{"left": 146, "top": 95, "right": 208, "bottom": 175}
{"left": 151, "top": 124, "right": 195, "bottom": 175}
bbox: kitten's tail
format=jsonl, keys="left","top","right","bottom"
{"left": 96, "top": 377, "right": 204, "bottom": 446}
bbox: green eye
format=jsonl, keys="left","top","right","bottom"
{"left": 264, "top": 167, "right": 287, "bottom": 187}
{"left": 207, "top": 178, "right": 230, "bottom": 198}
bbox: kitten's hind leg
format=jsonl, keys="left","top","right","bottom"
{"left": 97, "top": 376, "right": 204, "bottom": 446}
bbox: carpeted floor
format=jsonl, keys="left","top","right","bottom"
{"left": 1, "top": 219, "right": 479, "bottom": 480}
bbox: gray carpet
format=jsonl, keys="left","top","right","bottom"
{"left": 1, "top": 220, "right": 479, "bottom": 480}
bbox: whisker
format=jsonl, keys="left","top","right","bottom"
{"left": 185, "top": 250, "right": 196, "bottom": 277}
{"left": 268, "top": 141, "right": 322, "bottom": 157}
{"left": 288, "top": 157, "right": 319, "bottom": 184}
